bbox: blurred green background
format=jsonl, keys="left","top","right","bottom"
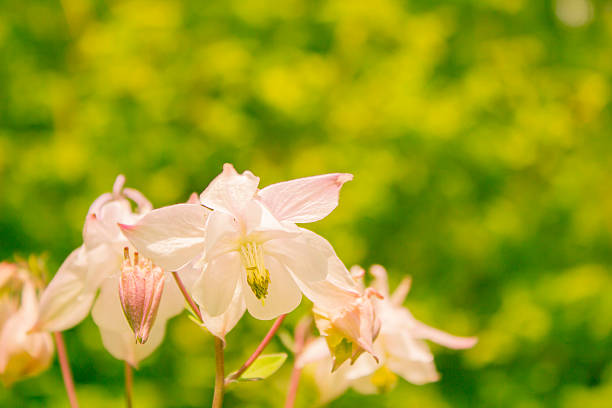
{"left": 2, "top": 0, "right": 612, "bottom": 406}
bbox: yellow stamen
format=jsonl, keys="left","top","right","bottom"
{"left": 239, "top": 242, "right": 270, "bottom": 302}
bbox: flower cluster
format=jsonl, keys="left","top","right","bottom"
{"left": 298, "top": 265, "right": 477, "bottom": 403}
{"left": 4, "top": 164, "right": 476, "bottom": 407}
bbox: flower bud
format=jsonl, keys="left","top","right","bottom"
{"left": 119, "top": 248, "right": 165, "bottom": 344}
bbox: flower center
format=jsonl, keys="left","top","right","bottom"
{"left": 239, "top": 242, "right": 270, "bottom": 302}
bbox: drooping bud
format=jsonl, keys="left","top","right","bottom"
{"left": 119, "top": 248, "right": 165, "bottom": 344}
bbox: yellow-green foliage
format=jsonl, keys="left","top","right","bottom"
{"left": 1, "top": 0, "right": 611, "bottom": 407}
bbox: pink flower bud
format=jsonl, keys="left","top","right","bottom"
{"left": 119, "top": 248, "right": 165, "bottom": 344}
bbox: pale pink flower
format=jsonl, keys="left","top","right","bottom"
{"left": 300, "top": 265, "right": 477, "bottom": 402}
{"left": 0, "top": 262, "right": 54, "bottom": 386}
{"left": 310, "top": 269, "right": 382, "bottom": 370}
{"left": 121, "top": 164, "right": 353, "bottom": 327}
{"left": 35, "top": 176, "right": 187, "bottom": 366}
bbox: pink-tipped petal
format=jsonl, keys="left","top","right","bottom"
{"left": 186, "top": 192, "right": 200, "bottom": 204}
{"left": 258, "top": 173, "right": 353, "bottom": 223}
{"left": 413, "top": 321, "right": 478, "bottom": 350}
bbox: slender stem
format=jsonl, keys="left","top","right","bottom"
{"left": 53, "top": 332, "right": 79, "bottom": 408}
{"left": 284, "top": 318, "right": 310, "bottom": 408}
{"left": 124, "top": 362, "right": 133, "bottom": 408}
{"left": 225, "top": 314, "right": 287, "bottom": 385}
{"left": 171, "top": 271, "right": 202, "bottom": 321}
{"left": 212, "top": 337, "right": 225, "bottom": 408}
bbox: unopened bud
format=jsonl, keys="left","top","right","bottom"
{"left": 119, "top": 248, "right": 165, "bottom": 344}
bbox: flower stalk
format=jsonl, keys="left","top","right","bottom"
{"left": 171, "top": 271, "right": 202, "bottom": 322}
{"left": 225, "top": 314, "right": 286, "bottom": 385}
{"left": 53, "top": 332, "right": 79, "bottom": 408}
{"left": 212, "top": 337, "right": 225, "bottom": 408}
{"left": 284, "top": 317, "right": 311, "bottom": 408}
{"left": 124, "top": 362, "right": 133, "bottom": 408}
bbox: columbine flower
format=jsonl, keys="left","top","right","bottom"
{"left": 120, "top": 163, "right": 353, "bottom": 325}
{"left": 34, "top": 175, "right": 187, "bottom": 366}
{"left": 310, "top": 268, "right": 382, "bottom": 370}
{"left": 299, "top": 265, "right": 477, "bottom": 402}
{"left": 0, "top": 262, "right": 53, "bottom": 386}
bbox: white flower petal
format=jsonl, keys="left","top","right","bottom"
{"left": 85, "top": 243, "right": 123, "bottom": 290}
{"left": 203, "top": 211, "right": 241, "bottom": 261}
{"left": 344, "top": 353, "right": 380, "bottom": 381}
{"left": 200, "top": 163, "right": 260, "bottom": 217}
{"left": 192, "top": 252, "right": 241, "bottom": 317}
{"left": 91, "top": 277, "right": 131, "bottom": 331}
{"left": 385, "top": 330, "right": 434, "bottom": 363}
{"left": 295, "top": 228, "right": 358, "bottom": 291}
{"left": 97, "top": 319, "right": 167, "bottom": 367}
{"left": 243, "top": 255, "right": 302, "bottom": 320}
{"left": 300, "top": 279, "right": 360, "bottom": 312}
{"left": 258, "top": 173, "right": 353, "bottom": 223}
{"left": 265, "top": 232, "right": 328, "bottom": 284}
{"left": 243, "top": 200, "right": 298, "bottom": 242}
{"left": 36, "top": 246, "right": 97, "bottom": 332}
{"left": 120, "top": 204, "right": 209, "bottom": 271}
{"left": 387, "top": 358, "right": 440, "bottom": 385}
{"left": 199, "top": 280, "right": 246, "bottom": 342}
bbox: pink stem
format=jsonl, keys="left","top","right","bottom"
{"left": 284, "top": 319, "right": 310, "bottom": 408}
{"left": 53, "top": 332, "right": 79, "bottom": 408}
{"left": 225, "top": 314, "right": 287, "bottom": 385}
{"left": 171, "top": 271, "right": 202, "bottom": 321}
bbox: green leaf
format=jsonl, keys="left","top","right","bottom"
{"left": 238, "top": 353, "right": 288, "bottom": 382}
